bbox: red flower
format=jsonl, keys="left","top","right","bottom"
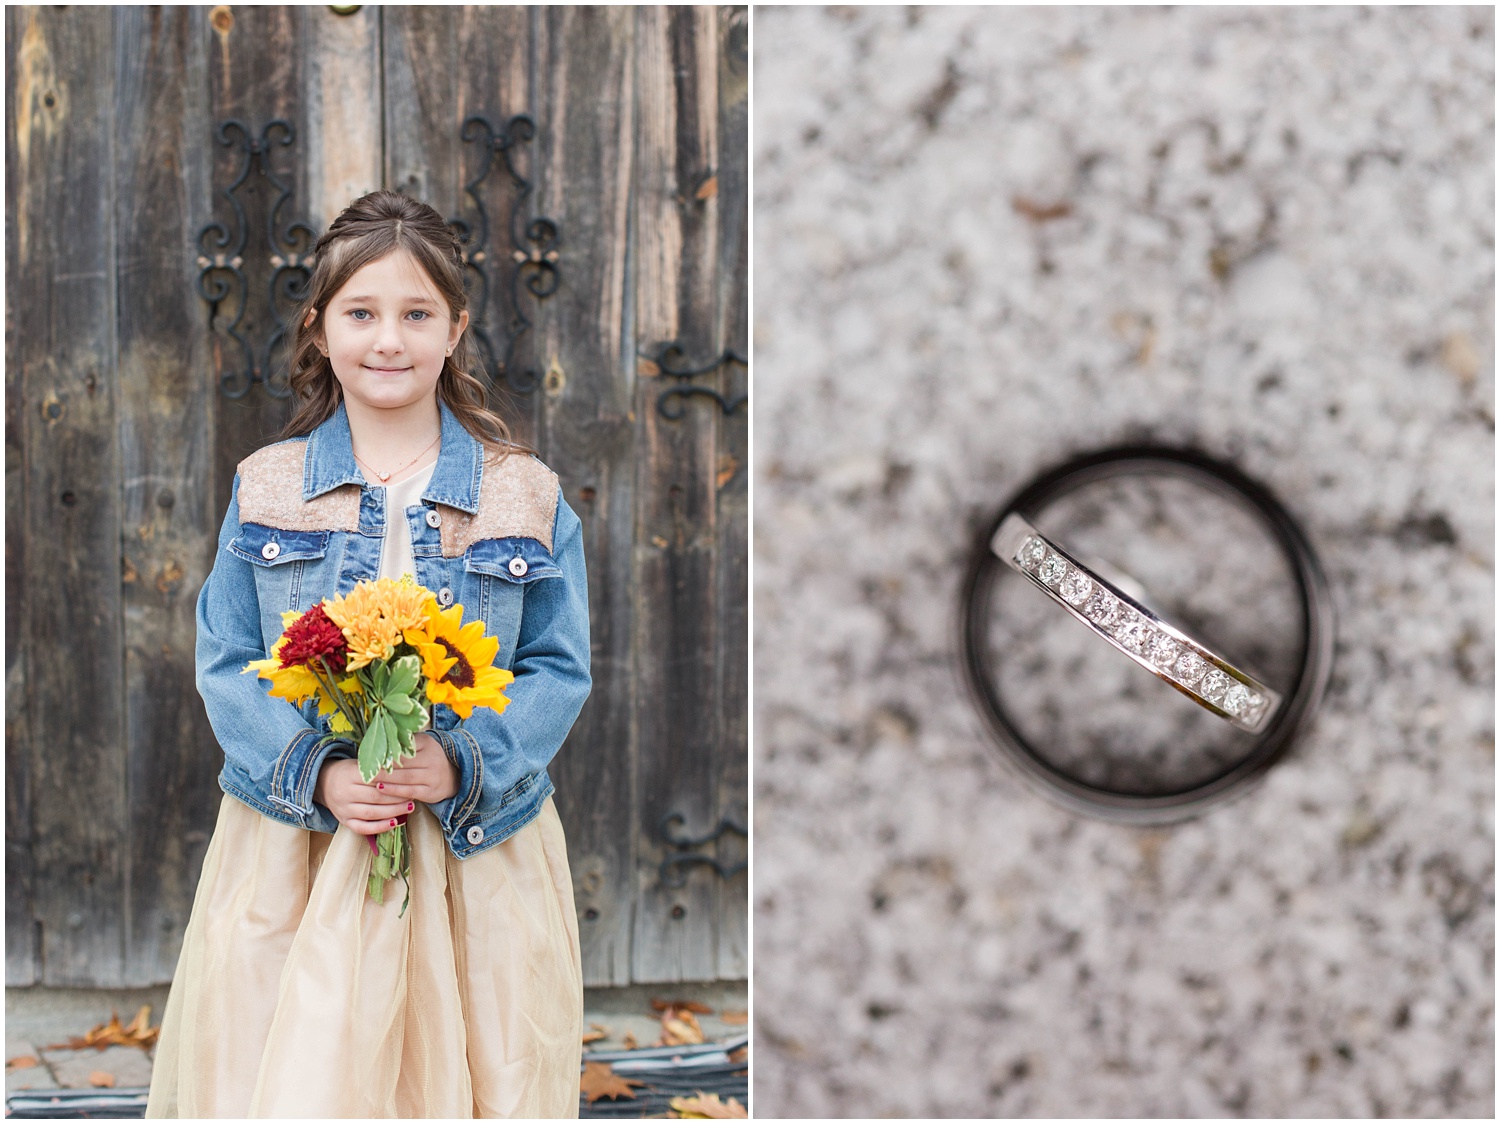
{"left": 278, "top": 603, "right": 349, "bottom": 673}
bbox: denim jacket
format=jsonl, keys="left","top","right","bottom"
{"left": 195, "top": 399, "right": 591, "bottom": 859}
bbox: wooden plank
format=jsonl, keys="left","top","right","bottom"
{"left": 529, "top": 5, "right": 638, "bottom": 987}
{"left": 205, "top": 3, "right": 307, "bottom": 524}
{"left": 9, "top": 6, "right": 127, "bottom": 986}
{"left": 114, "top": 5, "right": 220, "bottom": 986}
{"left": 456, "top": 5, "right": 538, "bottom": 443}
{"left": 382, "top": 5, "right": 459, "bottom": 216}
{"left": 304, "top": 4, "right": 381, "bottom": 230}
{"left": 4, "top": 7, "right": 35, "bottom": 987}
{"left": 712, "top": 4, "right": 749, "bottom": 982}
{"left": 630, "top": 5, "right": 722, "bottom": 984}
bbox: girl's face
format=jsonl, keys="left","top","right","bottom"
{"left": 310, "top": 249, "right": 468, "bottom": 416}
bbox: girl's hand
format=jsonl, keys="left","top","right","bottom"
{"left": 366, "top": 732, "right": 460, "bottom": 805}
{"left": 314, "top": 757, "right": 414, "bottom": 836}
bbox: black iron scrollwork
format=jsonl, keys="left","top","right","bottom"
{"left": 448, "top": 114, "right": 561, "bottom": 395}
{"left": 196, "top": 119, "right": 317, "bottom": 399}
{"left": 657, "top": 812, "right": 747, "bottom": 888}
{"left": 648, "top": 343, "right": 748, "bottom": 420}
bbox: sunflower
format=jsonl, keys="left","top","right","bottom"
{"left": 245, "top": 609, "right": 364, "bottom": 730}
{"left": 243, "top": 610, "right": 324, "bottom": 704}
{"left": 407, "top": 601, "right": 514, "bottom": 719}
{"left": 323, "top": 576, "right": 436, "bottom": 670}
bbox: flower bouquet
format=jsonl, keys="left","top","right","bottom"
{"left": 244, "top": 576, "right": 513, "bottom": 914}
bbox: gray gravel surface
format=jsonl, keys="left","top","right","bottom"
{"left": 752, "top": 5, "right": 1493, "bottom": 1117}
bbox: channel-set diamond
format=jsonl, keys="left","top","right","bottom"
{"left": 1200, "top": 669, "right": 1232, "bottom": 705}
{"left": 1174, "top": 650, "right": 1209, "bottom": 685}
{"left": 1222, "top": 683, "right": 1263, "bottom": 718}
{"left": 1016, "top": 536, "right": 1048, "bottom": 570}
{"left": 1060, "top": 570, "right": 1092, "bottom": 605}
{"left": 1084, "top": 588, "right": 1120, "bottom": 627}
{"left": 1038, "top": 554, "right": 1067, "bottom": 586}
{"left": 1118, "top": 618, "right": 1154, "bottom": 653}
{"left": 1148, "top": 633, "right": 1180, "bottom": 669}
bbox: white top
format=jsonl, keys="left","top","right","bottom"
{"left": 377, "top": 460, "right": 438, "bottom": 582}
{"left": 374, "top": 459, "right": 437, "bottom": 735}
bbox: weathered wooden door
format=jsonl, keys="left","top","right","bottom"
{"left": 6, "top": 5, "right": 746, "bottom": 988}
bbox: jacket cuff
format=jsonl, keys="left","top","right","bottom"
{"left": 428, "top": 728, "right": 483, "bottom": 837}
{"left": 268, "top": 727, "right": 353, "bottom": 826}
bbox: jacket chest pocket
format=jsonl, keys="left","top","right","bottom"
{"left": 461, "top": 537, "right": 562, "bottom": 660}
{"left": 228, "top": 523, "right": 334, "bottom": 639}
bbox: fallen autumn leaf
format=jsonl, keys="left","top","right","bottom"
{"left": 660, "top": 1008, "right": 705, "bottom": 1046}
{"left": 579, "top": 1061, "right": 645, "bottom": 1104}
{"left": 669, "top": 1092, "right": 747, "bottom": 1118}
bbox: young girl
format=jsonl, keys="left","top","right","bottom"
{"left": 147, "top": 190, "right": 590, "bottom": 1118}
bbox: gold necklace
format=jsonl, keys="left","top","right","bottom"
{"left": 352, "top": 432, "right": 441, "bottom": 483}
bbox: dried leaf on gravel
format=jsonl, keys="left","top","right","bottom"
{"left": 88, "top": 1071, "right": 116, "bottom": 1088}
{"left": 5, "top": 1055, "right": 39, "bottom": 1071}
{"left": 582, "top": 1023, "right": 609, "bottom": 1045}
{"left": 720, "top": 1009, "right": 748, "bottom": 1025}
{"left": 651, "top": 998, "right": 714, "bottom": 1014}
{"left": 728, "top": 1046, "right": 747, "bottom": 1065}
{"left": 46, "top": 1006, "right": 160, "bottom": 1053}
{"left": 579, "top": 1061, "right": 645, "bottom": 1104}
{"left": 621, "top": 1031, "right": 639, "bottom": 1050}
{"left": 669, "top": 1092, "right": 747, "bottom": 1118}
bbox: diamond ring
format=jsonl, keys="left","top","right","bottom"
{"left": 991, "top": 513, "right": 1282, "bottom": 734}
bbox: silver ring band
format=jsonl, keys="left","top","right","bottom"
{"left": 992, "top": 513, "right": 1282, "bottom": 734}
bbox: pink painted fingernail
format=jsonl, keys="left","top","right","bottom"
{"left": 407, "top": 802, "right": 414, "bottom": 811}
{"left": 389, "top": 818, "right": 397, "bottom": 827}
{"left": 377, "top": 783, "right": 384, "bottom": 790}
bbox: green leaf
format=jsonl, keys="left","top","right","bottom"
{"left": 358, "top": 715, "right": 388, "bottom": 782}
{"left": 380, "top": 712, "right": 402, "bottom": 768}
{"left": 390, "top": 708, "right": 425, "bottom": 735}
{"left": 384, "top": 693, "right": 416, "bottom": 716}
{"left": 387, "top": 654, "right": 421, "bottom": 697}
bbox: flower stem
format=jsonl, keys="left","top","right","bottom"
{"left": 312, "top": 657, "right": 364, "bottom": 735}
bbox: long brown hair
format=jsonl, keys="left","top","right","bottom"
{"left": 276, "top": 189, "right": 527, "bottom": 461}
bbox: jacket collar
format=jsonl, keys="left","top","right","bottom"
{"left": 303, "top": 398, "right": 483, "bottom": 514}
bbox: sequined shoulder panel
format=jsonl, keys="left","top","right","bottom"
{"left": 440, "top": 453, "right": 559, "bottom": 557}
{"left": 235, "top": 440, "right": 361, "bottom": 531}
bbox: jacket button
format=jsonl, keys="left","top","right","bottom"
{"left": 508, "top": 556, "right": 528, "bottom": 577}
{"left": 261, "top": 541, "right": 281, "bottom": 561}
{"left": 437, "top": 586, "right": 454, "bottom": 607}
{"left": 466, "top": 825, "right": 484, "bottom": 845}
{"left": 425, "top": 509, "right": 441, "bottom": 529}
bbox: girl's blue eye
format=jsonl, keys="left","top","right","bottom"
{"left": 348, "top": 309, "right": 429, "bottom": 321}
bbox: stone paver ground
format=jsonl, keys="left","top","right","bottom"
{"left": 6, "top": 981, "right": 746, "bottom": 1100}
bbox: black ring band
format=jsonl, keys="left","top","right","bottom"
{"left": 960, "top": 445, "right": 1336, "bottom": 823}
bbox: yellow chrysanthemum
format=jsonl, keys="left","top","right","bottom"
{"left": 323, "top": 576, "right": 436, "bottom": 670}
{"left": 406, "top": 600, "right": 514, "bottom": 719}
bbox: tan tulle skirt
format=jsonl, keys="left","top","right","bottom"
{"left": 146, "top": 792, "right": 582, "bottom": 1118}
